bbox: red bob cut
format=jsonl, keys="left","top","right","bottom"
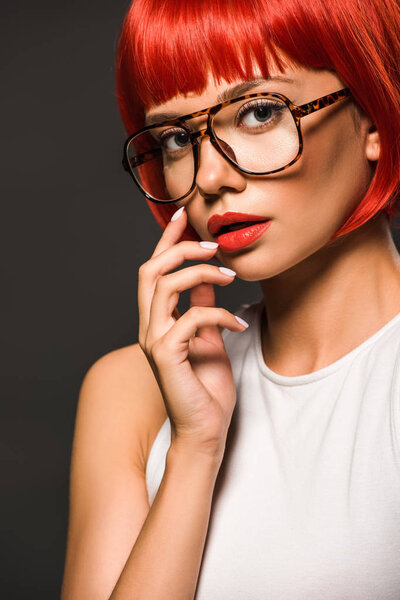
{"left": 115, "top": 0, "right": 400, "bottom": 243}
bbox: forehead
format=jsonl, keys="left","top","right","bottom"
{"left": 144, "top": 68, "right": 302, "bottom": 126}
{"left": 144, "top": 65, "right": 345, "bottom": 126}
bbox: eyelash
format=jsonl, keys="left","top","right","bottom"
{"left": 159, "top": 127, "right": 185, "bottom": 143}
{"left": 235, "top": 99, "right": 284, "bottom": 124}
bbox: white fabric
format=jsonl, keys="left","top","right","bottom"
{"left": 145, "top": 299, "right": 400, "bottom": 599}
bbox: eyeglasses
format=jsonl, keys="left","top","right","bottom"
{"left": 122, "top": 87, "right": 351, "bottom": 204}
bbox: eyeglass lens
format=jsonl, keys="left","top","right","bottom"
{"left": 126, "top": 96, "right": 300, "bottom": 202}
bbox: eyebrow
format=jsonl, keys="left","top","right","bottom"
{"left": 144, "top": 76, "right": 295, "bottom": 126}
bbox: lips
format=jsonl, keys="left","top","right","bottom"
{"left": 207, "top": 211, "right": 270, "bottom": 236}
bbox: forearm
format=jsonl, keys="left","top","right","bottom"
{"left": 109, "top": 444, "right": 222, "bottom": 600}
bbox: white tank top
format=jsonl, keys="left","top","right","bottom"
{"left": 145, "top": 299, "right": 400, "bottom": 599}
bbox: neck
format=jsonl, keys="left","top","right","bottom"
{"left": 258, "top": 213, "right": 400, "bottom": 376}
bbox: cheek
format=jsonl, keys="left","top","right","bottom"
{"left": 280, "top": 118, "right": 369, "bottom": 249}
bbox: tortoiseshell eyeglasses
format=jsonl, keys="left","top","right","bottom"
{"left": 122, "top": 87, "right": 351, "bottom": 204}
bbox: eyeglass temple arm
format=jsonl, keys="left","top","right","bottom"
{"left": 294, "top": 87, "right": 351, "bottom": 118}
{"left": 122, "top": 147, "right": 163, "bottom": 171}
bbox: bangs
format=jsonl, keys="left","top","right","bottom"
{"left": 116, "top": 0, "right": 335, "bottom": 127}
{"left": 127, "top": 0, "right": 309, "bottom": 110}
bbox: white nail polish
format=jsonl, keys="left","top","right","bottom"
{"left": 200, "top": 241, "right": 219, "bottom": 249}
{"left": 219, "top": 266, "right": 236, "bottom": 277}
{"left": 235, "top": 315, "right": 249, "bottom": 328}
{"left": 171, "top": 206, "right": 184, "bottom": 221}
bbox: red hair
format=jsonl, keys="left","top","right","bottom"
{"left": 116, "top": 0, "right": 400, "bottom": 242}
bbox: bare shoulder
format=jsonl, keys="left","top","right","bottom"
{"left": 76, "top": 323, "right": 229, "bottom": 473}
{"left": 77, "top": 342, "right": 168, "bottom": 474}
{"left": 61, "top": 345, "right": 168, "bottom": 599}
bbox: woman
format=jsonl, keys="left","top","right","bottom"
{"left": 61, "top": 0, "right": 400, "bottom": 598}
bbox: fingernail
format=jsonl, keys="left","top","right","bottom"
{"left": 235, "top": 315, "right": 249, "bottom": 328}
{"left": 200, "top": 241, "right": 219, "bottom": 249}
{"left": 219, "top": 266, "right": 236, "bottom": 277}
{"left": 171, "top": 206, "right": 185, "bottom": 222}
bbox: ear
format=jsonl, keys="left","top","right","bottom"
{"left": 365, "top": 122, "right": 380, "bottom": 162}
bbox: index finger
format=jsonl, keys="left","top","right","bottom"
{"left": 152, "top": 205, "right": 188, "bottom": 258}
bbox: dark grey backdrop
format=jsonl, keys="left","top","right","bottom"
{"left": 1, "top": 2, "right": 264, "bottom": 598}
{"left": 2, "top": 2, "right": 400, "bottom": 599}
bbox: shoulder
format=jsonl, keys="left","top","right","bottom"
{"left": 63, "top": 346, "right": 167, "bottom": 597}
{"left": 76, "top": 342, "right": 167, "bottom": 474}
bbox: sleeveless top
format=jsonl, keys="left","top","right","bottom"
{"left": 145, "top": 299, "right": 400, "bottom": 599}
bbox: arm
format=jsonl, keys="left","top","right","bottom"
{"left": 60, "top": 344, "right": 222, "bottom": 600}
{"left": 110, "top": 443, "right": 221, "bottom": 600}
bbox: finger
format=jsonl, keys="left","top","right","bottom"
{"left": 172, "top": 306, "right": 181, "bottom": 320}
{"left": 189, "top": 282, "right": 220, "bottom": 344}
{"left": 190, "top": 281, "right": 216, "bottom": 310}
{"left": 138, "top": 240, "right": 219, "bottom": 340}
{"left": 147, "top": 265, "right": 236, "bottom": 345}
{"left": 147, "top": 240, "right": 219, "bottom": 278}
{"left": 152, "top": 306, "right": 248, "bottom": 365}
{"left": 152, "top": 205, "right": 188, "bottom": 258}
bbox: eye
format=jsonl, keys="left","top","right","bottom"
{"left": 236, "top": 99, "right": 286, "bottom": 129}
{"left": 159, "top": 128, "right": 191, "bottom": 153}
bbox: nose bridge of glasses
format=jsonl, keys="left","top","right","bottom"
{"left": 190, "top": 128, "right": 212, "bottom": 147}
{"left": 182, "top": 110, "right": 212, "bottom": 141}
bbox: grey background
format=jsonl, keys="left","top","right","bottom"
{"left": 2, "top": 2, "right": 400, "bottom": 599}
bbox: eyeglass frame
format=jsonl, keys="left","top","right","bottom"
{"left": 122, "top": 87, "right": 352, "bottom": 205}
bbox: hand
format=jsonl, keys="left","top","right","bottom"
{"left": 137, "top": 207, "right": 248, "bottom": 459}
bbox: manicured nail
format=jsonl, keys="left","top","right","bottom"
{"left": 235, "top": 315, "right": 249, "bottom": 328}
{"left": 200, "top": 241, "right": 219, "bottom": 249}
{"left": 171, "top": 207, "right": 185, "bottom": 221}
{"left": 219, "top": 266, "right": 236, "bottom": 277}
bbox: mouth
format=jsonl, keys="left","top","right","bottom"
{"left": 207, "top": 211, "right": 271, "bottom": 236}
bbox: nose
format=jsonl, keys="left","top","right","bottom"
{"left": 195, "top": 132, "right": 247, "bottom": 198}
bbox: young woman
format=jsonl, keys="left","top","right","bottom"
{"left": 61, "top": 0, "right": 400, "bottom": 598}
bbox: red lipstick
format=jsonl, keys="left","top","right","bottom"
{"left": 207, "top": 211, "right": 272, "bottom": 252}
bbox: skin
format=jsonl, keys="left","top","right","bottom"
{"left": 145, "top": 60, "right": 400, "bottom": 377}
